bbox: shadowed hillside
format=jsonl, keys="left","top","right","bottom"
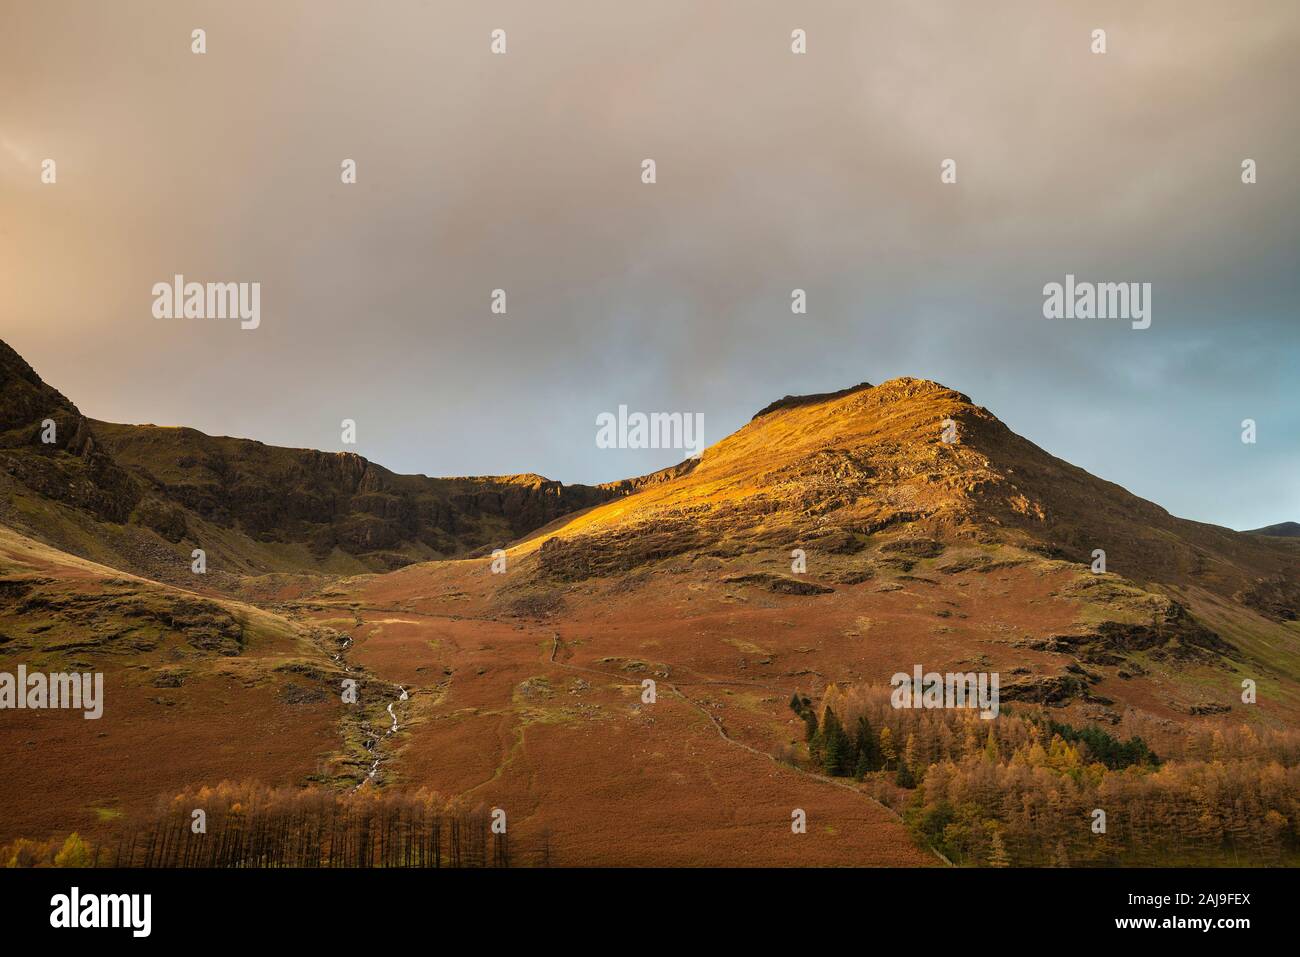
{"left": 0, "top": 339, "right": 618, "bottom": 585}
{"left": 1248, "top": 522, "right": 1300, "bottom": 538}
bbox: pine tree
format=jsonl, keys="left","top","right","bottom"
{"left": 855, "top": 715, "right": 880, "bottom": 771}
{"left": 789, "top": 693, "right": 803, "bottom": 715}
{"left": 853, "top": 747, "right": 870, "bottom": 780}
{"left": 820, "top": 707, "right": 850, "bottom": 776}
{"left": 803, "top": 708, "right": 820, "bottom": 747}
{"left": 894, "top": 761, "right": 916, "bottom": 788}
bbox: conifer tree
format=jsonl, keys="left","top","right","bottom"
{"left": 878, "top": 726, "right": 897, "bottom": 770}
{"left": 853, "top": 747, "right": 871, "bottom": 780}
{"left": 894, "top": 761, "right": 916, "bottom": 788}
{"left": 988, "top": 830, "right": 1011, "bottom": 868}
{"left": 820, "top": 707, "right": 851, "bottom": 776}
{"left": 803, "top": 707, "right": 820, "bottom": 747}
{"left": 983, "top": 727, "right": 999, "bottom": 762}
{"left": 855, "top": 715, "right": 880, "bottom": 771}
{"left": 53, "top": 833, "right": 92, "bottom": 868}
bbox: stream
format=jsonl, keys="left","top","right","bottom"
{"left": 324, "top": 628, "right": 406, "bottom": 792}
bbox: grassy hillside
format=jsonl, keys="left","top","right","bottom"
{"left": 0, "top": 523, "right": 396, "bottom": 845}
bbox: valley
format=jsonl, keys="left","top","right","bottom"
{"left": 2, "top": 338, "right": 1297, "bottom": 866}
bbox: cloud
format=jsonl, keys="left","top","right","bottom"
{"left": 1, "top": 0, "right": 1296, "bottom": 528}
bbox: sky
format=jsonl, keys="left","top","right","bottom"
{"left": 1, "top": 0, "right": 1297, "bottom": 530}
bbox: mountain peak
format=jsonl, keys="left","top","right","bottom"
{"left": 750, "top": 376, "right": 977, "bottom": 422}
{"left": 531, "top": 373, "right": 1298, "bottom": 624}
{"left": 1246, "top": 521, "right": 1300, "bottom": 537}
{"left": 0, "top": 339, "right": 81, "bottom": 436}
{"left": 752, "top": 381, "right": 875, "bottom": 419}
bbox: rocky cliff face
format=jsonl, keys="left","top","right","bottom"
{"left": 0, "top": 340, "right": 141, "bottom": 523}
{"left": 89, "top": 421, "right": 617, "bottom": 558}
{"left": 0, "top": 339, "right": 618, "bottom": 578}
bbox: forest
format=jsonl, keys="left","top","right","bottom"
{"left": 0, "top": 783, "right": 535, "bottom": 868}
{"left": 791, "top": 683, "right": 1300, "bottom": 866}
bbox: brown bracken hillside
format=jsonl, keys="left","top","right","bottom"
{"left": 2, "top": 339, "right": 1297, "bottom": 866}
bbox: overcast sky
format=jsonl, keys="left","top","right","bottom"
{"left": 2, "top": 0, "right": 1296, "bottom": 530}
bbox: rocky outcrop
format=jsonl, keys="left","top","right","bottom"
{"left": 1000, "top": 673, "right": 1098, "bottom": 706}
{"left": 721, "top": 572, "right": 835, "bottom": 595}
{"left": 1234, "top": 573, "right": 1300, "bottom": 622}
{"left": 538, "top": 518, "right": 705, "bottom": 581}
{"left": 0, "top": 340, "right": 141, "bottom": 523}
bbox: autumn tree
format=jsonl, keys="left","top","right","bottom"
{"left": 987, "top": 829, "right": 1011, "bottom": 867}
{"left": 878, "top": 726, "right": 897, "bottom": 770}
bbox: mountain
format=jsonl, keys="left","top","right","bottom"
{"left": 530, "top": 377, "right": 1299, "bottom": 621}
{"left": 2, "top": 339, "right": 1297, "bottom": 865}
{"left": 1247, "top": 521, "right": 1300, "bottom": 538}
{"left": 0, "top": 339, "right": 618, "bottom": 586}
{"left": 294, "top": 377, "right": 1299, "bottom": 863}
